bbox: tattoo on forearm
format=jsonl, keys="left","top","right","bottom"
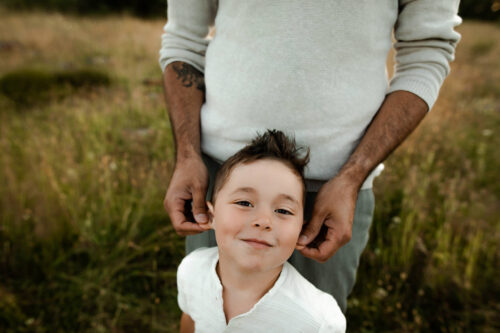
{"left": 172, "top": 62, "right": 206, "bottom": 92}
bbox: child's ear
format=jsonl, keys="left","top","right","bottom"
{"left": 200, "top": 201, "right": 215, "bottom": 230}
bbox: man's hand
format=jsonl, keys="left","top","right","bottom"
{"left": 296, "top": 90, "right": 428, "bottom": 263}
{"left": 162, "top": 61, "right": 207, "bottom": 236}
{"left": 164, "top": 154, "right": 209, "bottom": 236}
{"left": 296, "top": 175, "right": 359, "bottom": 262}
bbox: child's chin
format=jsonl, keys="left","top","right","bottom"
{"left": 237, "top": 259, "right": 282, "bottom": 273}
{"left": 233, "top": 257, "right": 265, "bottom": 271}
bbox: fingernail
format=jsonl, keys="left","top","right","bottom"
{"left": 195, "top": 214, "right": 208, "bottom": 223}
{"left": 298, "top": 235, "right": 308, "bottom": 244}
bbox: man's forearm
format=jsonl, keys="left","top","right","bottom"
{"left": 337, "top": 90, "right": 428, "bottom": 188}
{"left": 163, "top": 61, "right": 205, "bottom": 162}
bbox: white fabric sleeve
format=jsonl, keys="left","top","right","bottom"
{"left": 387, "top": 0, "right": 462, "bottom": 110}
{"left": 317, "top": 294, "right": 346, "bottom": 333}
{"left": 159, "top": 0, "right": 218, "bottom": 73}
{"left": 176, "top": 257, "right": 190, "bottom": 314}
{"left": 319, "top": 316, "right": 346, "bottom": 333}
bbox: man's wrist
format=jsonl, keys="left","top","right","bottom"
{"left": 175, "top": 145, "right": 202, "bottom": 164}
{"left": 335, "top": 158, "right": 372, "bottom": 191}
{"left": 334, "top": 91, "right": 428, "bottom": 190}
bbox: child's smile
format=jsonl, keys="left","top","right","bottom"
{"left": 208, "top": 159, "right": 304, "bottom": 273}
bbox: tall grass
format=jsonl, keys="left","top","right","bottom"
{"left": 348, "top": 22, "right": 500, "bottom": 332}
{"left": 0, "top": 9, "right": 183, "bottom": 332}
{"left": 0, "top": 9, "right": 499, "bottom": 332}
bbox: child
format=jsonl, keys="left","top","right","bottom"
{"left": 177, "top": 130, "right": 346, "bottom": 332}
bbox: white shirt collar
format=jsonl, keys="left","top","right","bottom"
{"left": 208, "top": 250, "right": 290, "bottom": 325}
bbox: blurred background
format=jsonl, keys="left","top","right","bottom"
{"left": 0, "top": 0, "right": 498, "bottom": 332}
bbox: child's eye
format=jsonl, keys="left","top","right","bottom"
{"left": 275, "top": 208, "right": 293, "bottom": 215}
{"left": 235, "top": 201, "right": 253, "bottom": 207}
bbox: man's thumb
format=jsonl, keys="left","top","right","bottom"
{"left": 192, "top": 188, "right": 208, "bottom": 223}
{"left": 298, "top": 215, "right": 323, "bottom": 246}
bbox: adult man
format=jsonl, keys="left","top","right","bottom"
{"left": 160, "top": 0, "right": 461, "bottom": 312}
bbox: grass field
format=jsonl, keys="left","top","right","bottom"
{"left": 0, "top": 8, "right": 499, "bottom": 333}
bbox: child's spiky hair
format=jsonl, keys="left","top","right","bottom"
{"left": 212, "top": 129, "right": 310, "bottom": 202}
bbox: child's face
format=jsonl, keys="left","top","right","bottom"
{"left": 207, "top": 159, "right": 304, "bottom": 273}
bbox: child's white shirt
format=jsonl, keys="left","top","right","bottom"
{"left": 177, "top": 247, "right": 346, "bottom": 333}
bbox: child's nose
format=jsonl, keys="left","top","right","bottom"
{"left": 252, "top": 215, "right": 272, "bottom": 230}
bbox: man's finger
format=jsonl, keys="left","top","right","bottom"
{"left": 166, "top": 196, "right": 190, "bottom": 224}
{"left": 300, "top": 241, "right": 339, "bottom": 262}
{"left": 300, "top": 228, "right": 341, "bottom": 262}
{"left": 299, "top": 245, "right": 322, "bottom": 260}
{"left": 297, "top": 211, "right": 324, "bottom": 246}
{"left": 177, "top": 221, "right": 207, "bottom": 236}
{"left": 168, "top": 207, "right": 206, "bottom": 236}
{"left": 165, "top": 196, "right": 204, "bottom": 233}
{"left": 191, "top": 184, "right": 208, "bottom": 224}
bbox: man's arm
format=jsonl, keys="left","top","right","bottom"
{"left": 335, "top": 91, "right": 428, "bottom": 188}
{"left": 160, "top": 0, "right": 217, "bottom": 235}
{"left": 297, "top": 91, "right": 427, "bottom": 261}
{"left": 297, "top": 0, "right": 461, "bottom": 262}
{"left": 163, "top": 62, "right": 209, "bottom": 235}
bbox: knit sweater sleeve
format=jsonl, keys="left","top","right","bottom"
{"left": 159, "top": 0, "right": 218, "bottom": 73}
{"left": 387, "top": 0, "right": 462, "bottom": 110}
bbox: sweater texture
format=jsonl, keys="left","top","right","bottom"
{"left": 160, "top": 0, "right": 461, "bottom": 188}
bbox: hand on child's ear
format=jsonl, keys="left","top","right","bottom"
{"left": 199, "top": 201, "right": 215, "bottom": 230}
{"left": 199, "top": 220, "right": 212, "bottom": 230}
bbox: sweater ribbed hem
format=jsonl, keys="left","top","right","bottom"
{"left": 388, "top": 76, "right": 439, "bottom": 111}
{"left": 159, "top": 55, "right": 205, "bottom": 74}
{"left": 305, "top": 164, "right": 384, "bottom": 192}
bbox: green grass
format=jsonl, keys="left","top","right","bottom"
{"left": 0, "top": 91, "right": 183, "bottom": 331}
{"left": 0, "top": 10, "right": 499, "bottom": 333}
{"left": 348, "top": 104, "right": 500, "bottom": 332}
{"left": 347, "top": 27, "right": 500, "bottom": 331}
{"left": 0, "top": 68, "right": 111, "bottom": 107}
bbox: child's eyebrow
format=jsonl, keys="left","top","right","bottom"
{"left": 230, "top": 187, "right": 300, "bottom": 206}
{"left": 230, "top": 187, "right": 256, "bottom": 195}
{"left": 276, "top": 194, "right": 300, "bottom": 206}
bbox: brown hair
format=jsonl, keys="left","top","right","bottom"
{"left": 212, "top": 129, "right": 310, "bottom": 202}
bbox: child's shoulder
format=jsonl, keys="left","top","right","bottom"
{"left": 177, "top": 247, "right": 218, "bottom": 280}
{"left": 280, "top": 263, "right": 346, "bottom": 331}
{"left": 181, "top": 246, "right": 218, "bottom": 265}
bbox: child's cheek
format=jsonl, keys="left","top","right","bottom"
{"left": 279, "top": 223, "right": 302, "bottom": 250}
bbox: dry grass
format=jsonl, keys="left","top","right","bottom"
{"left": 348, "top": 20, "right": 500, "bottom": 332}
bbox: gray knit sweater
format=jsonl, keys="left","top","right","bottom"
{"left": 159, "top": 0, "right": 461, "bottom": 189}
